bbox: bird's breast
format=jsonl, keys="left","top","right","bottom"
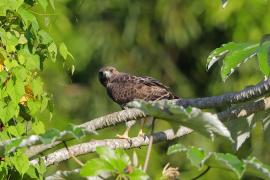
{"left": 107, "top": 82, "right": 135, "bottom": 106}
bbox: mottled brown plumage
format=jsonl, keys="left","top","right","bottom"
{"left": 98, "top": 66, "right": 178, "bottom": 138}
{"left": 98, "top": 66, "right": 178, "bottom": 108}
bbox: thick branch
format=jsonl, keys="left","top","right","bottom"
{"left": 217, "top": 96, "right": 270, "bottom": 120}
{"left": 31, "top": 127, "right": 192, "bottom": 166}
{"left": 77, "top": 108, "right": 145, "bottom": 133}
{"left": 27, "top": 96, "right": 270, "bottom": 158}
{"left": 30, "top": 96, "right": 270, "bottom": 164}
{"left": 174, "top": 78, "right": 270, "bottom": 108}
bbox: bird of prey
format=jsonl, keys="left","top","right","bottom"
{"left": 98, "top": 66, "right": 178, "bottom": 138}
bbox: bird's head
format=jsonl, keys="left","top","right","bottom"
{"left": 98, "top": 66, "right": 119, "bottom": 86}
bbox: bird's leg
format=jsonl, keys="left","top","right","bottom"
{"left": 138, "top": 118, "right": 146, "bottom": 137}
{"left": 116, "top": 127, "right": 130, "bottom": 139}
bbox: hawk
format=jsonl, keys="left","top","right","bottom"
{"left": 98, "top": 66, "right": 178, "bottom": 138}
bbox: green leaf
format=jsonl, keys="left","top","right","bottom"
{"left": 28, "top": 99, "right": 41, "bottom": 115}
{"left": 59, "top": 42, "right": 74, "bottom": 60}
{"left": 65, "top": 124, "right": 85, "bottom": 139}
{"left": 5, "top": 138, "right": 22, "bottom": 154}
{"left": 37, "top": 0, "right": 48, "bottom": 11}
{"left": 214, "top": 153, "right": 245, "bottom": 178}
{"left": 0, "top": 102, "right": 19, "bottom": 123}
{"left": 245, "top": 157, "right": 270, "bottom": 179}
{"left": 257, "top": 42, "right": 270, "bottom": 76}
{"left": 4, "top": 59, "right": 19, "bottom": 70}
{"left": 225, "top": 115, "right": 255, "bottom": 150}
{"left": 18, "top": 34, "right": 28, "bottom": 44}
{"left": 206, "top": 42, "right": 259, "bottom": 81}
{"left": 80, "top": 147, "right": 136, "bottom": 178}
{"left": 48, "top": 42, "right": 57, "bottom": 62}
{"left": 40, "top": 128, "right": 60, "bottom": 144}
{"left": 128, "top": 169, "right": 149, "bottom": 180}
{"left": 49, "top": 0, "right": 55, "bottom": 10}
{"left": 7, "top": 123, "right": 25, "bottom": 137}
{"left": 40, "top": 95, "right": 49, "bottom": 112}
{"left": 96, "top": 146, "right": 117, "bottom": 162}
{"left": 80, "top": 158, "right": 112, "bottom": 177}
{"left": 0, "top": 29, "right": 19, "bottom": 53}
{"left": 186, "top": 147, "right": 206, "bottom": 167}
{"left": 207, "top": 42, "right": 250, "bottom": 70}
{"left": 31, "top": 77, "right": 43, "bottom": 97}
{"left": 18, "top": 8, "right": 39, "bottom": 31}
{"left": 129, "top": 100, "right": 233, "bottom": 141}
{"left": 0, "top": 0, "right": 24, "bottom": 16}
{"left": 59, "top": 42, "right": 68, "bottom": 60}
{"left": 19, "top": 47, "right": 40, "bottom": 70}
{"left": 11, "top": 150, "right": 30, "bottom": 176}
{"left": 221, "top": 44, "right": 258, "bottom": 81}
{"left": 35, "top": 159, "right": 46, "bottom": 180}
{"left": 168, "top": 144, "right": 245, "bottom": 178}
{"left": 0, "top": 71, "right": 8, "bottom": 84}
{"left": 32, "top": 121, "right": 45, "bottom": 134}
{"left": 26, "top": 166, "right": 38, "bottom": 179}
{"left": 38, "top": 30, "right": 53, "bottom": 44}
{"left": 6, "top": 79, "right": 25, "bottom": 103}
{"left": 167, "top": 144, "right": 188, "bottom": 155}
{"left": 25, "top": 54, "right": 40, "bottom": 70}
{"left": 12, "top": 67, "right": 28, "bottom": 81}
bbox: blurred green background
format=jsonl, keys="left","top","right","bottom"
{"left": 39, "top": 0, "right": 270, "bottom": 179}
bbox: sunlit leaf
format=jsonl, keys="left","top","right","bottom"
{"left": 11, "top": 150, "right": 30, "bottom": 176}
{"left": 80, "top": 158, "right": 112, "bottom": 177}
{"left": 38, "top": 30, "right": 53, "bottom": 44}
{"left": 48, "top": 42, "right": 57, "bottom": 62}
{"left": 32, "top": 121, "right": 45, "bottom": 134}
{"left": 59, "top": 42, "right": 68, "bottom": 60}
{"left": 37, "top": 0, "right": 48, "bottom": 11}
{"left": 221, "top": 44, "right": 258, "bottom": 81}
{"left": 31, "top": 77, "right": 43, "bottom": 97}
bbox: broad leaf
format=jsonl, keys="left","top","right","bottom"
{"left": 11, "top": 150, "right": 30, "bottom": 176}
{"left": 37, "top": 0, "right": 48, "bottom": 11}
{"left": 129, "top": 100, "right": 233, "bottom": 141}
{"left": 221, "top": 44, "right": 258, "bottom": 81}
{"left": 168, "top": 144, "right": 245, "bottom": 178}
{"left": 207, "top": 42, "right": 250, "bottom": 70}
{"left": 225, "top": 114, "right": 255, "bottom": 150}
{"left": 80, "top": 159, "right": 112, "bottom": 177}
{"left": 245, "top": 157, "right": 270, "bottom": 179}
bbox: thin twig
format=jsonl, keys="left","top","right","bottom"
{"left": 143, "top": 118, "right": 156, "bottom": 172}
{"left": 63, "top": 142, "right": 84, "bottom": 167}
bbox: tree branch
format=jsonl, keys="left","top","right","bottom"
{"left": 30, "top": 95, "right": 270, "bottom": 166}
{"left": 175, "top": 78, "right": 270, "bottom": 108}
{"left": 77, "top": 108, "right": 146, "bottom": 133}
{"left": 31, "top": 127, "right": 192, "bottom": 166}
{"left": 27, "top": 95, "right": 270, "bottom": 159}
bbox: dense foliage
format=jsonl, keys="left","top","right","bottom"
{"left": 0, "top": 0, "right": 270, "bottom": 179}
